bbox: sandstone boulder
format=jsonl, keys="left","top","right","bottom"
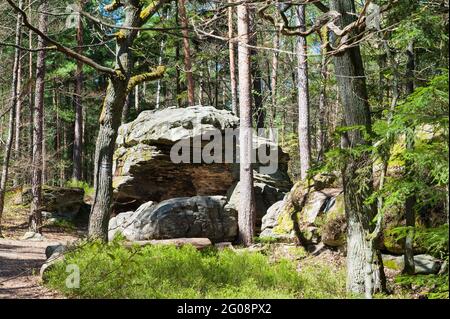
{"left": 109, "top": 195, "right": 237, "bottom": 243}
{"left": 113, "top": 106, "right": 291, "bottom": 211}
{"left": 19, "top": 186, "right": 84, "bottom": 221}
{"left": 259, "top": 180, "right": 343, "bottom": 244}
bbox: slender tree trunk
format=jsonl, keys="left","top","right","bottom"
{"left": 88, "top": 2, "right": 167, "bottom": 240}
{"left": 330, "top": 0, "right": 385, "bottom": 298}
{"left": 13, "top": 54, "right": 22, "bottom": 186}
{"left": 296, "top": 5, "right": 311, "bottom": 180}
{"left": 178, "top": 0, "right": 195, "bottom": 106}
{"left": 404, "top": 40, "right": 416, "bottom": 275}
{"left": 270, "top": 29, "right": 279, "bottom": 128}
{"left": 73, "top": 0, "right": 84, "bottom": 181}
{"left": 29, "top": 0, "right": 48, "bottom": 234}
{"left": 0, "top": 0, "right": 22, "bottom": 237}
{"left": 237, "top": 2, "right": 256, "bottom": 246}
{"left": 156, "top": 40, "right": 164, "bottom": 109}
{"left": 317, "top": 26, "right": 328, "bottom": 162}
{"left": 248, "top": 13, "right": 264, "bottom": 128}
{"left": 134, "top": 84, "right": 139, "bottom": 111}
{"left": 228, "top": 0, "right": 238, "bottom": 115}
{"left": 28, "top": 0, "right": 34, "bottom": 185}
{"left": 42, "top": 107, "right": 46, "bottom": 185}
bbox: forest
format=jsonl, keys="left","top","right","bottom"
{"left": 0, "top": 0, "right": 448, "bottom": 300}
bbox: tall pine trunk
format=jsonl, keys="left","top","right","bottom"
{"left": 0, "top": 0, "right": 22, "bottom": 237}
{"left": 317, "top": 26, "right": 329, "bottom": 162}
{"left": 237, "top": 2, "right": 256, "bottom": 246}
{"left": 404, "top": 41, "right": 416, "bottom": 275}
{"left": 29, "top": 0, "right": 48, "bottom": 234}
{"left": 330, "top": 0, "right": 385, "bottom": 297}
{"left": 178, "top": 0, "right": 195, "bottom": 106}
{"left": 228, "top": 0, "right": 238, "bottom": 115}
{"left": 296, "top": 5, "right": 311, "bottom": 180}
{"left": 73, "top": 0, "right": 84, "bottom": 181}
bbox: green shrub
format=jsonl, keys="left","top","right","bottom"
{"left": 45, "top": 238, "right": 347, "bottom": 299}
{"left": 395, "top": 273, "right": 449, "bottom": 299}
{"left": 66, "top": 179, "right": 94, "bottom": 196}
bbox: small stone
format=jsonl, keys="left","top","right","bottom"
{"left": 21, "top": 231, "right": 44, "bottom": 241}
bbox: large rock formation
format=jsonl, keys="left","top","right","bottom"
{"left": 113, "top": 106, "right": 291, "bottom": 211}
{"left": 9, "top": 186, "right": 84, "bottom": 221}
{"left": 108, "top": 196, "right": 237, "bottom": 243}
{"left": 260, "top": 179, "right": 344, "bottom": 245}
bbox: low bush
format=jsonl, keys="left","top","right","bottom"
{"left": 45, "top": 238, "right": 347, "bottom": 299}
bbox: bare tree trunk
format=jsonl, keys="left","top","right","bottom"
{"left": 317, "top": 26, "right": 328, "bottom": 162}
{"left": 248, "top": 13, "right": 264, "bottom": 129}
{"left": 178, "top": 0, "right": 195, "bottom": 106}
{"left": 296, "top": 5, "right": 311, "bottom": 180}
{"left": 228, "top": 0, "right": 238, "bottom": 115}
{"left": 156, "top": 40, "right": 164, "bottom": 109}
{"left": 0, "top": 0, "right": 22, "bottom": 237}
{"left": 13, "top": 53, "right": 22, "bottom": 187}
{"left": 330, "top": 0, "right": 385, "bottom": 298}
{"left": 42, "top": 107, "right": 46, "bottom": 185}
{"left": 72, "top": 0, "right": 84, "bottom": 181}
{"left": 270, "top": 29, "right": 279, "bottom": 128}
{"left": 89, "top": 2, "right": 166, "bottom": 240}
{"left": 27, "top": 0, "right": 33, "bottom": 185}
{"left": 134, "top": 84, "right": 139, "bottom": 111}
{"left": 237, "top": 2, "right": 256, "bottom": 246}
{"left": 29, "top": 0, "right": 48, "bottom": 234}
{"left": 404, "top": 40, "right": 416, "bottom": 275}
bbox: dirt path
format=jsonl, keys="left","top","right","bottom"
{"left": 0, "top": 237, "right": 75, "bottom": 299}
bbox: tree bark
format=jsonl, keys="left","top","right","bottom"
{"left": 404, "top": 40, "right": 416, "bottom": 275}
{"left": 178, "top": 0, "right": 195, "bottom": 106}
{"left": 249, "top": 12, "right": 264, "bottom": 128}
{"left": 317, "top": 26, "right": 328, "bottom": 162}
{"left": 88, "top": 1, "right": 166, "bottom": 240}
{"left": 228, "top": 0, "right": 238, "bottom": 115}
{"left": 29, "top": 0, "right": 48, "bottom": 234}
{"left": 0, "top": 0, "right": 22, "bottom": 237}
{"left": 72, "top": 0, "right": 84, "bottom": 181}
{"left": 296, "top": 5, "right": 311, "bottom": 180}
{"left": 237, "top": 2, "right": 256, "bottom": 246}
{"left": 270, "top": 28, "right": 279, "bottom": 128}
{"left": 330, "top": 0, "right": 385, "bottom": 298}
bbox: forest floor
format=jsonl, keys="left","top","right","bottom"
{"left": 0, "top": 206, "right": 83, "bottom": 299}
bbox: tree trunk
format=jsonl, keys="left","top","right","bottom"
{"left": 330, "top": 0, "right": 385, "bottom": 298}
{"left": 89, "top": 79, "right": 127, "bottom": 239}
{"left": 228, "top": 0, "right": 238, "bottom": 115}
{"left": 248, "top": 13, "right": 264, "bottom": 128}
{"left": 156, "top": 40, "right": 165, "bottom": 109}
{"left": 404, "top": 40, "right": 416, "bottom": 275}
{"left": 237, "top": 2, "right": 256, "bottom": 246}
{"left": 0, "top": 0, "right": 22, "bottom": 237}
{"left": 270, "top": 29, "right": 279, "bottom": 128}
{"left": 296, "top": 5, "right": 311, "bottom": 180}
{"left": 178, "top": 0, "right": 195, "bottom": 106}
{"left": 13, "top": 52, "right": 22, "bottom": 187}
{"left": 29, "top": 0, "right": 48, "bottom": 234}
{"left": 27, "top": 0, "right": 34, "bottom": 185}
{"left": 72, "top": 0, "right": 84, "bottom": 181}
{"left": 317, "top": 26, "right": 328, "bottom": 162}
{"left": 88, "top": 2, "right": 165, "bottom": 240}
